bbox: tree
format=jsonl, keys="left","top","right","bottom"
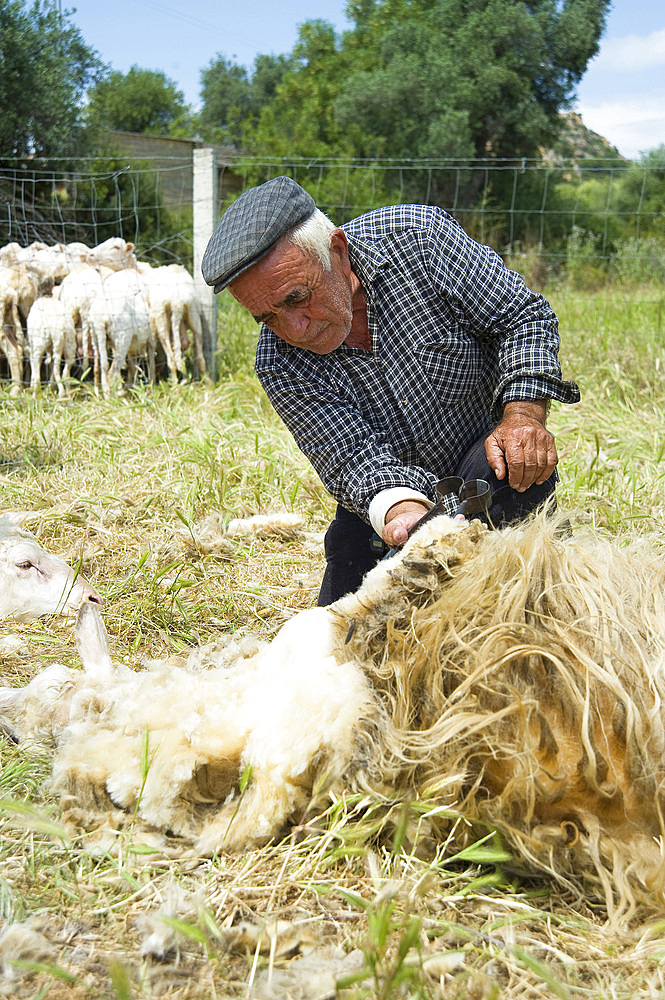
{"left": 335, "top": 0, "right": 612, "bottom": 161}
{"left": 198, "top": 53, "right": 292, "bottom": 146}
{"left": 241, "top": 0, "right": 609, "bottom": 166}
{"left": 85, "top": 66, "right": 192, "bottom": 136}
{"left": 198, "top": 57, "right": 253, "bottom": 146}
{"left": 0, "top": 0, "right": 102, "bottom": 158}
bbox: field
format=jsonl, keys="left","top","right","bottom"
{"left": 1, "top": 286, "right": 665, "bottom": 999}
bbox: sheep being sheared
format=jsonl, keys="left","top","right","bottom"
{"left": 3, "top": 511, "right": 665, "bottom": 921}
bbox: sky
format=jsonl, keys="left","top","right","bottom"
{"left": 64, "top": 0, "right": 664, "bottom": 160}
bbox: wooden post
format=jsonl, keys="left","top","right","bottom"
{"left": 192, "top": 147, "right": 218, "bottom": 379}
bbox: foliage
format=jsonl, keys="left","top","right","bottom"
{"left": 0, "top": 0, "right": 102, "bottom": 159}
{"left": 249, "top": 20, "right": 353, "bottom": 158}
{"left": 196, "top": 1, "right": 617, "bottom": 237}
{"left": 610, "top": 237, "right": 665, "bottom": 287}
{"left": 563, "top": 226, "right": 607, "bottom": 289}
{"left": 243, "top": 1, "right": 610, "bottom": 168}
{"left": 85, "top": 66, "right": 194, "bottom": 137}
{"left": 198, "top": 53, "right": 293, "bottom": 147}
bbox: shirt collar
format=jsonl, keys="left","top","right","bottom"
{"left": 343, "top": 231, "right": 390, "bottom": 288}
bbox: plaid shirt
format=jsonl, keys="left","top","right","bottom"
{"left": 255, "top": 205, "right": 580, "bottom": 521}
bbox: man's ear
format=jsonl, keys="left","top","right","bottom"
{"left": 330, "top": 228, "right": 351, "bottom": 272}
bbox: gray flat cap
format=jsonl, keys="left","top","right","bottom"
{"left": 202, "top": 176, "right": 316, "bottom": 293}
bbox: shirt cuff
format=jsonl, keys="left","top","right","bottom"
{"left": 368, "top": 487, "right": 433, "bottom": 535}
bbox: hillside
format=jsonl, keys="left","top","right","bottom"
{"left": 545, "top": 111, "right": 625, "bottom": 163}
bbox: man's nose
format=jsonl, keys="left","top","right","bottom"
{"left": 282, "top": 308, "right": 310, "bottom": 340}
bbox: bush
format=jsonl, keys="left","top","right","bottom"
{"left": 610, "top": 236, "right": 665, "bottom": 287}
{"left": 564, "top": 226, "right": 607, "bottom": 289}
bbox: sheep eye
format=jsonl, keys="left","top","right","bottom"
{"left": 16, "top": 561, "right": 33, "bottom": 570}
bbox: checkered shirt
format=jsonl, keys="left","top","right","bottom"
{"left": 254, "top": 205, "right": 580, "bottom": 521}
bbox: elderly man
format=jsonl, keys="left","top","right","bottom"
{"left": 202, "top": 175, "right": 580, "bottom": 605}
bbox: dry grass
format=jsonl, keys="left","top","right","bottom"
{"left": 0, "top": 286, "right": 665, "bottom": 998}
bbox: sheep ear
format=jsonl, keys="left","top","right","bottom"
{"left": 75, "top": 603, "right": 114, "bottom": 681}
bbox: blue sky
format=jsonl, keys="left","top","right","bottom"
{"left": 66, "top": 0, "right": 664, "bottom": 160}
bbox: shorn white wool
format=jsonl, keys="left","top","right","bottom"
{"left": 5, "top": 511, "right": 665, "bottom": 919}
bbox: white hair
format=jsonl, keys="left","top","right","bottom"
{"left": 288, "top": 209, "right": 336, "bottom": 269}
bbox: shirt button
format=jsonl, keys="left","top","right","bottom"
{"left": 400, "top": 398, "right": 407, "bottom": 405}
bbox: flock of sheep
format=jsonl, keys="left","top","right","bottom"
{"left": 2, "top": 509, "right": 665, "bottom": 921}
{"left": 0, "top": 238, "right": 208, "bottom": 396}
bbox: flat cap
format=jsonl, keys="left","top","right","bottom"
{"left": 201, "top": 175, "right": 316, "bottom": 293}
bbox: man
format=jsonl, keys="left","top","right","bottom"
{"left": 202, "top": 175, "right": 580, "bottom": 605}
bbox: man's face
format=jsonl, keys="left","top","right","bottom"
{"left": 228, "top": 230, "right": 354, "bottom": 354}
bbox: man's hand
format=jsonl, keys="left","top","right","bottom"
{"left": 382, "top": 500, "right": 430, "bottom": 547}
{"left": 485, "top": 400, "right": 557, "bottom": 492}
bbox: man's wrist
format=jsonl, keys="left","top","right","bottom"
{"left": 368, "top": 487, "right": 433, "bottom": 534}
{"left": 502, "top": 399, "right": 549, "bottom": 424}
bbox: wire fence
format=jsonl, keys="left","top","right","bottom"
{"left": 2, "top": 152, "right": 663, "bottom": 277}
{"left": 228, "top": 155, "right": 663, "bottom": 268}
{"left": 0, "top": 157, "right": 194, "bottom": 264}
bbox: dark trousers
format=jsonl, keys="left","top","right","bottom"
{"left": 317, "top": 434, "right": 557, "bottom": 606}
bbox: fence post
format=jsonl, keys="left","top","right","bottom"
{"left": 193, "top": 147, "right": 218, "bottom": 379}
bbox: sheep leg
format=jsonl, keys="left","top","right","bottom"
{"left": 50, "top": 336, "right": 66, "bottom": 398}
{"left": 29, "top": 346, "right": 44, "bottom": 395}
{"left": 170, "top": 303, "right": 186, "bottom": 378}
{"left": 184, "top": 304, "right": 207, "bottom": 379}
{"left": 62, "top": 326, "right": 77, "bottom": 392}
{"left": 91, "top": 319, "right": 111, "bottom": 399}
{"left": 5, "top": 338, "right": 24, "bottom": 389}
{"left": 194, "top": 770, "right": 310, "bottom": 855}
{"left": 152, "top": 308, "right": 179, "bottom": 381}
{"left": 146, "top": 321, "right": 156, "bottom": 385}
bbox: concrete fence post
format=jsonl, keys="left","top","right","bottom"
{"left": 192, "top": 147, "right": 218, "bottom": 379}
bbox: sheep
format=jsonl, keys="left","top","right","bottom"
{"left": 57, "top": 263, "right": 104, "bottom": 383}
{"left": 88, "top": 268, "right": 155, "bottom": 396}
{"left": 27, "top": 295, "right": 77, "bottom": 397}
{"left": 4, "top": 510, "right": 665, "bottom": 920}
{"left": 0, "top": 516, "right": 101, "bottom": 621}
{"left": 0, "top": 263, "right": 53, "bottom": 391}
{"left": 139, "top": 263, "right": 207, "bottom": 380}
{"left": 0, "top": 242, "right": 87, "bottom": 286}
{"left": 0, "top": 242, "right": 47, "bottom": 268}
{"left": 86, "top": 237, "right": 137, "bottom": 272}
{"left": 0, "top": 267, "right": 26, "bottom": 388}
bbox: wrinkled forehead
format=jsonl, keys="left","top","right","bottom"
{"left": 228, "top": 238, "right": 319, "bottom": 314}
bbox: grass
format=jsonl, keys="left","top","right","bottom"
{"left": 0, "top": 284, "right": 664, "bottom": 997}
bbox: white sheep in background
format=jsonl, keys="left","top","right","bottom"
{"left": 0, "top": 242, "right": 87, "bottom": 286}
{"left": 0, "top": 267, "right": 26, "bottom": 388}
{"left": 86, "top": 237, "right": 137, "bottom": 272}
{"left": 0, "top": 242, "right": 47, "bottom": 268}
{"left": 0, "top": 242, "right": 209, "bottom": 390}
{"left": 139, "top": 263, "right": 207, "bottom": 380}
{"left": 4, "top": 511, "right": 665, "bottom": 921}
{"left": 57, "top": 263, "right": 104, "bottom": 382}
{"left": 27, "top": 295, "right": 77, "bottom": 397}
{"left": 88, "top": 269, "right": 155, "bottom": 396}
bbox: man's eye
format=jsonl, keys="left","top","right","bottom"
{"left": 286, "top": 290, "right": 311, "bottom": 307}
